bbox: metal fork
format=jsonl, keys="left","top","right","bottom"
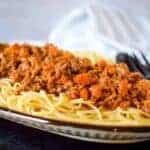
{"left": 116, "top": 52, "right": 150, "bottom": 80}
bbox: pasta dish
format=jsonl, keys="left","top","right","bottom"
{"left": 0, "top": 43, "right": 149, "bottom": 126}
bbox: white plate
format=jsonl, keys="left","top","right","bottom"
{"left": 0, "top": 107, "right": 150, "bottom": 144}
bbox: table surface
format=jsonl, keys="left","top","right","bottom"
{"left": 0, "top": 0, "right": 150, "bottom": 42}
{"left": 0, "top": 0, "right": 91, "bottom": 42}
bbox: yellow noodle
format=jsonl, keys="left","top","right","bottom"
{"left": 0, "top": 78, "right": 149, "bottom": 126}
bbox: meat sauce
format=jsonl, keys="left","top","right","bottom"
{"left": 0, "top": 43, "right": 149, "bottom": 113}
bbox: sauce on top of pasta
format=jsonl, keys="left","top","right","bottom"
{"left": 0, "top": 43, "right": 149, "bottom": 113}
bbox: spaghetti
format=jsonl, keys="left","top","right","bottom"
{"left": 0, "top": 78, "right": 149, "bottom": 126}
{"left": 0, "top": 43, "right": 149, "bottom": 126}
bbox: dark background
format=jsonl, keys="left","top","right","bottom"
{"left": 0, "top": 119, "right": 149, "bottom": 150}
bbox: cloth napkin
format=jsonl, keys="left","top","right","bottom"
{"left": 49, "top": 1, "right": 150, "bottom": 60}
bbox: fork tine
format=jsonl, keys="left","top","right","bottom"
{"left": 140, "top": 51, "right": 150, "bottom": 66}
{"left": 116, "top": 52, "right": 150, "bottom": 79}
{"left": 127, "top": 55, "right": 140, "bottom": 72}
{"left": 133, "top": 54, "right": 142, "bottom": 67}
{"left": 132, "top": 54, "right": 146, "bottom": 74}
{"left": 116, "top": 53, "right": 141, "bottom": 72}
{"left": 133, "top": 53, "right": 150, "bottom": 77}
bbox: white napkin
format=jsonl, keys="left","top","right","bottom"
{"left": 49, "top": 2, "right": 150, "bottom": 60}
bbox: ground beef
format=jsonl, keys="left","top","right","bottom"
{"left": 0, "top": 43, "right": 149, "bottom": 113}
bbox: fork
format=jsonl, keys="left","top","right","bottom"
{"left": 116, "top": 52, "right": 150, "bottom": 80}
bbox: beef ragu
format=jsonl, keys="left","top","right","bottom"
{"left": 0, "top": 43, "right": 149, "bottom": 113}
